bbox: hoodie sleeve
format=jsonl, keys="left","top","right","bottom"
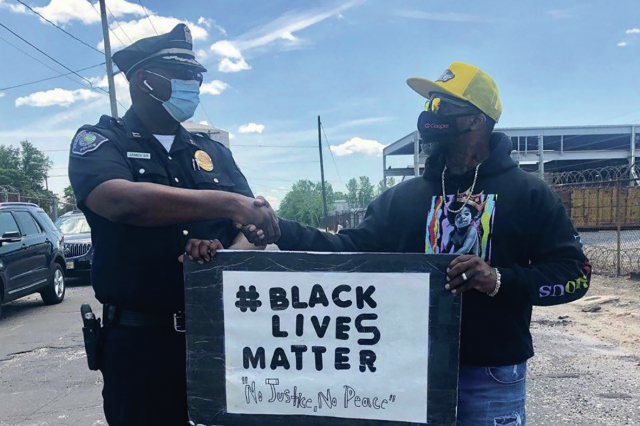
{"left": 276, "top": 193, "right": 391, "bottom": 253}
{"left": 496, "top": 184, "right": 591, "bottom": 306}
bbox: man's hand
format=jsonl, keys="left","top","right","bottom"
{"left": 178, "top": 239, "right": 224, "bottom": 264}
{"left": 234, "top": 196, "right": 280, "bottom": 245}
{"left": 446, "top": 255, "right": 497, "bottom": 295}
{"left": 232, "top": 196, "right": 280, "bottom": 244}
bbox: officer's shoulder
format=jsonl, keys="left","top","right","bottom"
{"left": 71, "top": 115, "right": 124, "bottom": 156}
{"left": 190, "top": 132, "right": 232, "bottom": 153}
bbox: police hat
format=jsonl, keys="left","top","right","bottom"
{"left": 112, "top": 24, "right": 207, "bottom": 79}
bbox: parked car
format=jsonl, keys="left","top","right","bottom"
{"left": 55, "top": 210, "right": 93, "bottom": 276}
{"left": 0, "top": 203, "right": 66, "bottom": 318}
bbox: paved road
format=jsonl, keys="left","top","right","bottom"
{"left": 1, "top": 283, "right": 639, "bottom": 426}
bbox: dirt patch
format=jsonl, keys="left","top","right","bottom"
{"left": 533, "top": 276, "right": 640, "bottom": 356}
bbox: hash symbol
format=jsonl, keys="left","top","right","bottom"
{"left": 235, "top": 285, "right": 262, "bottom": 312}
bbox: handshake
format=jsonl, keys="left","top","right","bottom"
{"left": 233, "top": 196, "right": 281, "bottom": 245}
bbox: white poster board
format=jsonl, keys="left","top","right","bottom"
{"left": 222, "top": 271, "right": 430, "bottom": 424}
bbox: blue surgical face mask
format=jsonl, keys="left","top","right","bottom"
{"left": 144, "top": 71, "right": 200, "bottom": 122}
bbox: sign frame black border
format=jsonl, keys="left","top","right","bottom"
{"left": 184, "top": 251, "right": 461, "bottom": 426}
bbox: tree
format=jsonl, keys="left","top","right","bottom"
{"left": 278, "top": 180, "right": 334, "bottom": 227}
{"left": 358, "top": 176, "right": 374, "bottom": 208}
{"left": 345, "top": 178, "right": 358, "bottom": 208}
{"left": 375, "top": 177, "right": 396, "bottom": 198}
{"left": 63, "top": 185, "right": 76, "bottom": 206}
{"left": 333, "top": 191, "right": 346, "bottom": 201}
{"left": 19, "top": 140, "right": 52, "bottom": 191}
{"left": 0, "top": 141, "right": 52, "bottom": 193}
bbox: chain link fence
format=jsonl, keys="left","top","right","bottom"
{"left": 546, "top": 164, "right": 640, "bottom": 277}
{"left": 0, "top": 185, "right": 77, "bottom": 221}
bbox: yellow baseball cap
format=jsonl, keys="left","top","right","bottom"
{"left": 407, "top": 62, "right": 502, "bottom": 122}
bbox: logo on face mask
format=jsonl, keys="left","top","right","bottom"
{"left": 423, "top": 122, "right": 450, "bottom": 130}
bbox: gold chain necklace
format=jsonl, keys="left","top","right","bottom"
{"left": 441, "top": 163, "right": 481, "bottom": 214}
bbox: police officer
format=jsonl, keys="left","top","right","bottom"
{"left": 68, "top": 24, "right": 278, "bottom": 425}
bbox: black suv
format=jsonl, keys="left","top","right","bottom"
{"left": 0, "top": 203, "right": 66, "bottom": 318}
{"left": 55, "top": 210, "right": 93, "bottom": 276}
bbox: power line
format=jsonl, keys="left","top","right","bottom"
{"left": 105, "top": 4, "right": 133, "bottom": 44}
{"left": 0, "top": 62, "right": 105, "bottom": 91}
{"left": 90, "top": 2, "right": 126, "bottom": 48}
{"left": 233, "top": 144, "right": 316, "bottom": 148}
{"left": 14, "top": 0, "right": 104, "bottom": 55}
{"left": 320, "top": 122, "right": 345, "bottom": 187}
{"left": 0, "top": 22, "right": 128, "bottom": 110}
{"left": 137, "top": 0, "right": 159, "bottom": 35}
{"left": 0, "top": 33, "right": 88, "bottom": 89}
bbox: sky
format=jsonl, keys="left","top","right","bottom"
{"left": 0, "top": 0, "right": 639, "bottom": 209}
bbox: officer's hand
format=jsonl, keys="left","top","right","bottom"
{"left": 233, "top": 196, "right": 280, "bottom": 243}
{"left": 178, "top": 239, "right": 224, "bottom": 264}
{"left": 235, "top": 196, "right": 281, "bottom": 245}
{"left": 445, "top": 255, "right": 497, "bottom": 295}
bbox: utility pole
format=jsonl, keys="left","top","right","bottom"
{"left": 99, "top": 0, "right": 118, "bottom": 118}
{"left": 318, "top": 115, "right": 328, "bottom": 221}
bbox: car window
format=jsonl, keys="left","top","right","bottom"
{"left": 36, "top": 211, "right": 58, "bottom": 233}
{"left": 14, "top": 211, "right": 43, "bottom": 236}
{"left": 0, "top": 212, "right": 20, "bottom": 236}
{"left": 58, "top": 215, "right": 91, "bottom": 235}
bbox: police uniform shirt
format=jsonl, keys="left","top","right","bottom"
{"left": 68, "top": 108, "right": 253, "bottom": 314}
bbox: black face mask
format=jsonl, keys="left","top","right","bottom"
{"left": 417, "top": 110, "right": 473, "bottom": 155}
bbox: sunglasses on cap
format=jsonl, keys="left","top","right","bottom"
{"left": 424, "top": 92, "right": 480, "bottom": 115}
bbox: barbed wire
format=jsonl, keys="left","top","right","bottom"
{"left": 546, "top": 164, "right": 640, "bottom": 187}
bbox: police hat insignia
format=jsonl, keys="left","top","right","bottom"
{"left": 194, "top": 150, "right": 214, "bottom": 171}
{"left": 71, "top": 130, "right": 109, "bottom": 156}
{"left": 184, "top": 26, "right": 193, "bottom": 44}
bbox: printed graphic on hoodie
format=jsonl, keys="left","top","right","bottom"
{"left": 425, "top": 190, "right": 497, "bottom": 263}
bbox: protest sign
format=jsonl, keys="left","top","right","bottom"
{"left": 184, "top": 251, "right": 461, "bottom": 426}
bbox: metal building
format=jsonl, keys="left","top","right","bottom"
{"left": 383, "top": 124, "right": 639, "bottom": 185}
{"left": 183, "top": 121, "right": 230, "bottom": 148}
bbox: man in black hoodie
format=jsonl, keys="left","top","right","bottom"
{"left": 230, "top": 62, "right": 591, "bottom": 425}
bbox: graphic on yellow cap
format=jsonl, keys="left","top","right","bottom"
{"left": 194, "top": 150, "right": 214, "bottom": 171}
{"left": 407, "top": 62, "right": 502, "bottom": 122}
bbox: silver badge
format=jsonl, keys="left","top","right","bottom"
{"left": 184, "top": 26, "right": 192, "bottom": 44}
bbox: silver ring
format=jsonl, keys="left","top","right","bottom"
{"left": 462, "top": 272, "right": 468, "bottom": 281}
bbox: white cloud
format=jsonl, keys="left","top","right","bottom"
{"left": 547, "top": 9, "right": 573, "bottom": 19}
{"left": 99, "top": 16, "right": 208, "bottom": 50}
{"left": 265, "top": 195, "right": 280, "bottom": 210}
{"left": 200, "top": 80, "right": 229, "bottom": 96}
{"left": 618, "top": 41, "right": 628, "bottom": 47}
{"left": 195, "top": 49, "right": 208, "bottom": 61}
{"left": 87, "top": 73, "right": 131, "bottom": 105}
{"left": 31, "top": 0, "right": 145, "bottom": 25}
{"left": 219, "top": 58, "right": 252, "bottom": 73}
{"left": 394, "top": 10, "right": 491, "bottom": 23}
{"left": 16, "top": 88, "right": 101, "bottom": 107}
{"left": 337, "top": 13, "right": 344, "bottom": 19}
{"left": 626, "top": 28, "right": 640, "bottom": 34}
{"left": 0, "top": 92, "right": 5, "bottom": 98}
{"left": 229, "top": 133, "right": 235, "bottom": 140}
{"left": 330, "top": 137, "right": 386, "bottom": 157}
{"left": 210, "top": 40, "right": 243, "bottom": 59}
{"left": 209, "top": 0, "right": 364, "bottom": 72}
{"left": 0, "top": 0, "right": 26, "bottom": 13}
{"left": 238, "top": 123, "right": 265, "bottom": 134}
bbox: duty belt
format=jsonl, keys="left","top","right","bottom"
{"left": 103, "top": 304, "right": 185, "bottom": 332}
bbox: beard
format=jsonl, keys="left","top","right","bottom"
{"left": 421, "top": 136, "right": 450, "bottom": 160}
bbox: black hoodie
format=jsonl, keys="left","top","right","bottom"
{"left": 276, "top": 132, "right": 591, "bottom": 366}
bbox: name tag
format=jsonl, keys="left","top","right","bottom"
{"left": 127, "top": 152, "right": 151, "bottom": 159}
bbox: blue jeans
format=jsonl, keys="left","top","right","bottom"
{"left": 457, "top": 362, "right": 527, "bottom": 426}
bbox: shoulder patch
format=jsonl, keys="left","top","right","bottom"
{"left": 72, "top": 130, "right": 109, "bottom": 156}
